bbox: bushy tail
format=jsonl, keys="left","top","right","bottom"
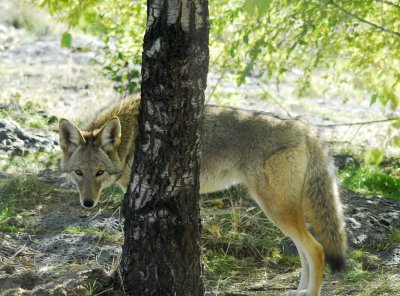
{"left": 306, "top": 142, "right": 347, "bottom": 272}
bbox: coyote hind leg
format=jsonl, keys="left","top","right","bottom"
{"left": 257, "top": 200, "right": 324, "bottom": 296}
{"left": 251, "top": 149, "right": 324, "bottom": 296}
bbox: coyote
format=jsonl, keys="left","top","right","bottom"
{"left": 59, "top": 95, "right": 347, "bottom": 296}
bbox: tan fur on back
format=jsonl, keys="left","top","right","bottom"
{"left": 85, "top": 94, "right": 140, "bottom": 163}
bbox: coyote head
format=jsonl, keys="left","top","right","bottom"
{"left": 58, "top": 117, "right": 122, "bottom": 208}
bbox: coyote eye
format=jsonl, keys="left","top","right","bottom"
{"left": 75, "top": 170, "right": 83, "bottom": 176}
{"left": 96, "top": 170, "right": 105, "bottom": 176}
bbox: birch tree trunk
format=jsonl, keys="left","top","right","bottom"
{"left": 119, "top": 0, "right": 209, "bottom": 295}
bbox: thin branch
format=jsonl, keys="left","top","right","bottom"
{"left": 254, "top": 80, "right": 292, "bottom": 116}
{"left": 328, "top": 1, "right": 400, "bottom": 41}
{"left": 380, "top": 0, "right": 400, "bottom": 10}
{"left": 317, "top": 117, "right": 399, "bottom": 128}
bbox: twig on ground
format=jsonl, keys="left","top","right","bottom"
{"left": 10, "top": 242, "right": 28, "bottom": 260}
{"left": 317, "top": 117, "right": 398, "bottom": 128}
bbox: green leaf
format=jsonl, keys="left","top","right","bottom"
{"left": 393, "top": 136, "right": 400, "bottom": 147}
{"left": 370, "top": 93, "right": 377, "bottom": 106}
{"left": 61, "top": 32, "right": 72, "bottom": 48}
{"left": 364, "top": 149, "right": 384, "bottom": 166}
{"left": 256, "top": 0, "right": 270, "bottom": 14}
{"left": 244, "top": 0, "right": 256, "bottom": 15}
{"left": 392, "top": 118, "right": 400, "bottom": 129}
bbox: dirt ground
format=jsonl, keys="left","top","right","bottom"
{"left": 0, "top": 1, "right": 399, "bottom": 295}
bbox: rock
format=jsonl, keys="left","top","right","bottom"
{"left": 0, "top": 118, "right": 57, "bottom": 156}
{"left": 333, "top": 154, "right": 360, "bottom": 172}
{"left": 341, "top": 189, "right": 400, "bottom": 248}
{"left": 341, "top": 189, "right": 400, "bottom": 264}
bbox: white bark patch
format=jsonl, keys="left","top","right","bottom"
{"left": 180, "top": 0, "right": 190, "bottom": 33}
{"left": 195, "top": 1, "right": 204, "bottom": 30}
{"left": 135, "top": 189, "right": 153, "bottom": 209}
{"left": 142, "top": 137, "right": 161, "bottom": 156}
{"left": 133, "top": 227, "right": 142, "bottom": 240}
{"left": 145, "top": 212, "right": 157, "bottom": 224}
{"left": 144, "top": 122, "right": 164, "bottom": 133}
{"left": 157, "top": 209, "right": 169, "bottom": 218}
{"left": 167, "top": 0, "right": 180, "bottom": 25}
{"left": 147, "top": 0, "right": 163, "bottom": 30}
{"left": 145, "top": 38, "right": 162, "bottom": 58}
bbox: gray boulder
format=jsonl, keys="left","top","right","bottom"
{"left": 0, "top": 118, "right": 57, "bottom": 156}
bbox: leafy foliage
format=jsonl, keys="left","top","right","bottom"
{"left": 217, "top": 0, "right": 400, "bottom": 110}
{"left": 32, "top": 0, "right": 145, "bottom": 94}
{"left": 31, "top": 0, "right": 400, "bottom": 109}
{"left": 32, "top": 0, "right": 400, "bottom": 158}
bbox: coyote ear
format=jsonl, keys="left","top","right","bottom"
{"left": 59, "top": 119, "right": 85, "bottom": 154}
{"left": 96, "top": 117, "right": 121, "bottom": 152}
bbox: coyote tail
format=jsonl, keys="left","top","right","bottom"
{"left": 306, "top": 140, "right": 347, "bottom": 272}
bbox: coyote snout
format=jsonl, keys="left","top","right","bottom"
{"left": 74, "top": 171, "right": 102, "bottom": 208}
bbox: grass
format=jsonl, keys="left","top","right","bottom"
{"left": 101, "top": 185, "right": 124, "bottom": 209}
{"left": 0, "top": 174, "right": 53, "bottom": 231}
{"left": 387, "top": 229, "right": 400, "bottom": 245}
{"left": 339, "top": 163, "right": 400, "bottom": 199}
{"left": 201, "top": 186, "right": 297, "bottom": 286}
{"left": 0, "top": 96, "right": 58, "bottom": 131}
{"left": 204, "top": 252, "right": 252, "bottom": 279}
{"left": 202, "top": 186, "right": 285, "bottom": 262}
{"left": 0, "top": 174, "right": 51, "bottom": 203}
{"left": 0, "top": 151, "right": 61, "bottom": 176}
{"left": 372, "top": 229, "right": 400, "bottom": 252}
{"left": 63, "top": 226, "right": 123, "bottom": 244}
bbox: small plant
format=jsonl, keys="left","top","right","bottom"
{"left": 204, "top": 251, "right": 256, "bottom": 279}
{"left": 346, "top": 265, "right": 373, "bottom": 283}
{"left": 84, "top": 280, "right": 97, "bottom": 296}
{"left": 0, "top": 206, "right": 16, "bottom": 223}
{"left": 387, "top": 229, "right": 400, "bottom": 245}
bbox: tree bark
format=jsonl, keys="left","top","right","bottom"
{"left": 120, "top": 0, "right": 209, "bottom": 295}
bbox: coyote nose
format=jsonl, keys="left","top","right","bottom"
{"left": 83, "top": 200, "right": 94, "bottom": 208}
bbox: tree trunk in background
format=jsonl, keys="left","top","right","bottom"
{"left": 120, "top": 0, "right": 209, "bottom": 295}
